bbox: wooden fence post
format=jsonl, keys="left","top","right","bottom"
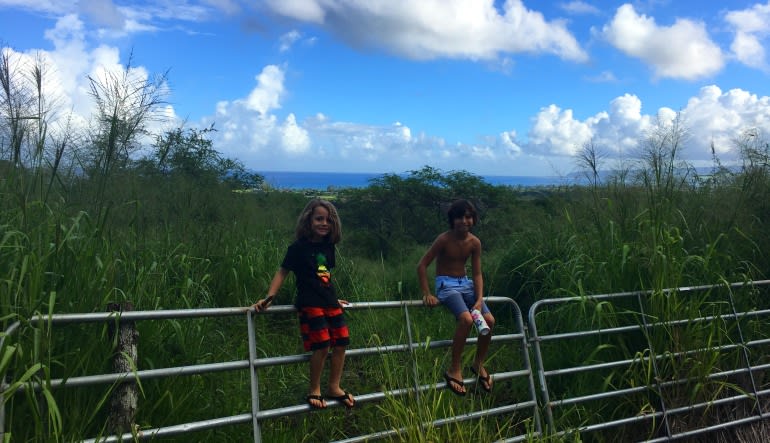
{"left": 106, "top": 302, "right": 138, "bottom": 435}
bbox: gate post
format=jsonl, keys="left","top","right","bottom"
{"left": 106, "top": 302, "right": 138, "bottom": 435}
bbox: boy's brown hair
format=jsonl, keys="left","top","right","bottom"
{"left": 295, "top": 199, "right": 342, "bottom": 243}
{"left": 447, "top": 199, "right": 479, "bottom": 229}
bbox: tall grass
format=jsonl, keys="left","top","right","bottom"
{"left": 3, "top": 123, "right": 770, "bottom": 440}
{"left": 510, "top": 122, "right": 770, "bottom": 440}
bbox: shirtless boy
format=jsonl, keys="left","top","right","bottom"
{"left": 417, "top": 199, "right": 495, "bottom": 395}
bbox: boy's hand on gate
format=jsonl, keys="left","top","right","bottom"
{"left": 254, "top": 296, "right": 273, "bottom": 312}
{"left": 422, "top": 294, "right": 439, "bottom": 307}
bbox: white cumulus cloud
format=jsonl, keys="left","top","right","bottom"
{"left": 681, "top": 85, "right": 770, "bottom": 156}
{"left": 725, "top": 2, "right": 770, "bottom": 70}
{"left": 244, "top": 65, "right": 285, "bottom": 115}
{"left": 601, "top": 4, "right": 724, "bottom": 80}
{"left": 202, "top": 74, "right": 770, "bottom": 174}
{"left": 280, "top": 113, "right": 311, "bottom": 154}
{"left": 262, "top": 0, "right": 588, "bottom": 63}
{"left": 528, "top": 105, "right": 594, "bottom": 156}
{"left": 512, "top": 86, "right": 770, "bottom": 171}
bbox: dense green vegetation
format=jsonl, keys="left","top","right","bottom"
{"left": 3, "top": 50, "right": 770, "bottom": 442}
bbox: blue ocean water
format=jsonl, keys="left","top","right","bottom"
{"left": 258, "top": 170, "right": 570, "bottom": 190}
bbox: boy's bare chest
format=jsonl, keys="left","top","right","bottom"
{"left": 442, "top": 239, "right": 474, "bottom": 261}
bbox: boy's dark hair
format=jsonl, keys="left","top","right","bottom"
{"left": 447, "top": 199, "right": 479, "bottom": 229}
{"left": 295, "top": 199, "right": 342, "bottom": 243}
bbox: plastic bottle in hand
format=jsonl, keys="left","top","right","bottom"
{"left": 471, "top": 309, "right": 490, "bottom": 335}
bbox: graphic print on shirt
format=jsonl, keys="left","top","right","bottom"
{"left": 316, "top": 253, "right": 331, "bottom": 287}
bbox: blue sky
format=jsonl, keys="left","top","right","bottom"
{"left": 1, "top": 0, "right": 769, "bottom": 177}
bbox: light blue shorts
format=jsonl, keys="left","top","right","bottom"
{"left": 435, "top": 275, "right": 490, "bottom": 319}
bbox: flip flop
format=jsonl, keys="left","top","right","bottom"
{"left": 469, "top": 366, "right": 492, "bottom": 393}
{"left": 327, "top": 391, "right": 355, "bottom": 409}
{"left": 443, "top": 372, "right": 466, "bottom": 396}
{"left": 306, "top": 394, "right": 327, "bottom": 409}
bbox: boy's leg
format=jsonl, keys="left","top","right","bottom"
{"left": 299, "top": 307, "right": 334, "bottom": 408}
{"left": 327, "top": 345, "right": 346, "bottom": 393}
{"left": 325, "top": 307, "right": 354, "bottom": 407}
{"left": 437, "top": 284, "right": 474, "bottom": 394}
{"left": 326, "top": 346, "right": 354, "bottom": 407}
{"left": 447, "top": 311, "right": 473, "bottom": 394}
{"left": 308, "top": 348, "right": 329, "bottom": 408}
{"left": 472, "top": 311, "right": 496, "bottom": 390}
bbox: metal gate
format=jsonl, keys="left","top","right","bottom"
{"left": 528, "top": 280, "right": 770, "bottom": 442}
{"left": 1, "top": 297, "right": 540, "bottom": 442}
{"left": 5, "top": 281, "right": 770, "bottom": 442}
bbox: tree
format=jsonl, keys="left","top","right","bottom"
{"left": 576, "top": 138, "right": 606, "bottom": 189}
{"left": 80, "top": 53, "right": 169, "bottom": 217}
{"left": 340, "top": 166, "right": 501, "bottom": 258}
{"left": 148, "top": 125, "right": 263, "bottom": 189}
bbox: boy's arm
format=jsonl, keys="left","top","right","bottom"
{"left": 254, "top": 267, "right": 289, "bottom": 311}
{"left": 416, "top": 237, "right": 442, "bottom": 307}
{"left": 471, "top": 237, "right": 484, "bottom": 309}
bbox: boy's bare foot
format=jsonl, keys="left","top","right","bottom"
{"left": 470, "top": 365, "right": 492, "bottom": 392}
{"left": 443, "top": 371, "right": 466, "bottom": 396}
{"left": 306, "top": 394, "right": 327, "bottom": 409}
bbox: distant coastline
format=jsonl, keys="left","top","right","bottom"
{"left": 258, "top": 170, "right": 572, "bottom": 190}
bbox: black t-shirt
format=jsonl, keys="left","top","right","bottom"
{"left": 281, "top": 238, "right": 338, "bottom": 308}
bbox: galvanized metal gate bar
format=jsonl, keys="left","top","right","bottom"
{"left": 2, "top": 297, "right": 539, "bottom": 442}
{"left": 335, "top": 297, "right": 541, "bottom": 443}
{"left": 527, "top": 279, "right": 770, "bottom": 441}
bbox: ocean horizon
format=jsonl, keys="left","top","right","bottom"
{"left": 258, "top": 170, "right": 575, "bottom": 190}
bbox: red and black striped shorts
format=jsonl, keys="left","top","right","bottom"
{"left": 298, "top": 306, "right": 350, "bottom": 351}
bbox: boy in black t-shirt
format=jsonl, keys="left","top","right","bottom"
{"left": 254, "top": 199, "right": 354, "bottom": 410}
